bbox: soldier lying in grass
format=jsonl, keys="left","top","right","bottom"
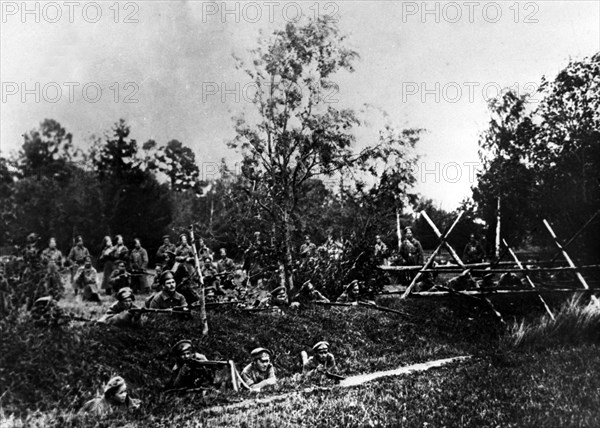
{"left": 98, "top": 287, "right": 141, "bottom": 327}
{"left": 241, "top": 348, "right": 277, "bottom": 392}
{"left": 79, "top": 375, "right": 140, "bottom": 416}
{"left": 301, "top": 341, "right": 337, "bottom": 380}
{"left": 166, "top": 339, "right": 211, "bottom": 389}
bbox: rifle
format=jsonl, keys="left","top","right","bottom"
{"left": 325, "top": 371, "right": 346, "bottom": 381}
{"left": 129, "top": 307, "right": 192, "bottom": 317}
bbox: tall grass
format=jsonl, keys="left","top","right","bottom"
{"left": 503, "top": 295, "right": 600, "bottom": 349}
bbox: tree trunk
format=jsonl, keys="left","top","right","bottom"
{"left": 282, "top": 211, "right": 295, "bottom": 295}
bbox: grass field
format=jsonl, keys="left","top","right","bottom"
{"left": 1, "top": 280, "right": 600, "bottom": 427}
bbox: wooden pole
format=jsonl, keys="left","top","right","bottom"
{"left": 396, "top": 207, "right": 402, "bottom": 251}
{"left": 401, "top": 211, "right": 464, "bottom": 299}
{"left": 550, "top": 209, "right": 600, "bottom": 263}
{"left": 503, "top": 239, "right": 554, "bottom": 319}
{"left": 190, "top": 225, "right": 209, "bottom": 336}
{"left": 495, "top": 197, "right": 501, "bottom": 259}
{"left": 421, "top": 211, "right": 465, "bottom": 267}
{"left": 543, "top": 219, "right": 599, "bottom": 306}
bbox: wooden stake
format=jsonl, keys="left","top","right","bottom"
{"left": 401, "top": 211, "right": 464, "bottom": 299}
{"left": 503, "top": 238, "right": 554, "bottom": 320}
{"left": 543, "top": 219, "right": 599, "bottom": 306}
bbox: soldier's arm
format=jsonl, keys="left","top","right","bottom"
{"left": 252, "top": 367, "right": 277, "bottom": 390}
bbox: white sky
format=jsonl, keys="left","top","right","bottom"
{"left": 1, "top": 1, "right": 598, "bottom": 209}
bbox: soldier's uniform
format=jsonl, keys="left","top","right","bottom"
{"left": 130, "top": 245, "right": 149, "bottom": 293}
{"left": 41, "top": 245, "right": 64, "bottom": 299}
{"left": 293, "top": 281, "right": 330, "bottom": 303}
{"left": 30, "top": 296, "right": 69, "bottom": 326}
{"left": 167, "top": 340, "right": 212, "bottom": 389}
{"left": 109, "top": 265, "right": 131, "bottom": 294}
{"left": 113, "top": 243, "right": 129, "bottom": 266}
{"left": 99, "top": 243, "right": 117, "bottom": 293}
{"left": 156, "top": 235, "right": 177, "bottom": 265}
{"left": 79, "top": 376, "right": 140, "bottom": 416}
{"left": 241, "top": 348, "right": 276, "bottom": 390}
{"left": 149, "top": 290, "right": 187, "bottom": 309}
{"left": 175, "top": 242, "right": 195, "bottom": 277}
{"left": 68, "top": 241, "right": 90, "bottom": 287}
{"left": 98, "top": 287, "right": 141, "bottom": 327}
{"left": 336, "top": 280, "right": 360, "bottom": 303}
{"left": 400, "top": 237, "right": 424, "bottom": 265}
{"left": 303, "top": 341, "right": 336, "bottom": 376}
{"left": 463, "top": 237, "right": 485, "bottom": 264}
{"left": 74, "top": 260, "right": 101, "bottom": 302}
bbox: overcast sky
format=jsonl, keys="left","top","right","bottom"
{"left": 1, "top": 1, "right": 598, "bottom": 209}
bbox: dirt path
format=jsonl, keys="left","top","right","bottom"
{"left": 202, "top": 355, "right": 471, "bottom": 413}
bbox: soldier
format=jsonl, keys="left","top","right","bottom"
{"left": 23, "top": 233, "right": 41, "bottom": 266}
{"left": 166, "top": 340, "right": 211, "bottom": 389}
{"left": 98, "top": 287, "right": 142, "bottom": 327}
{"left": 151, "top": 264, "right": 163, "bottom": 292}
{"left": 79, "top": 376, "right": 140, "bottom": 416}
{"left": 148, "top": 271, "right": 188, "bottom": 309}
{"left": 243, "top": 232, "right": 265, "bottom": 287}
{"left": 41, "top": 237, "right": 64, "bottom": 299}
{"left": 241, "top": 348, "right": 277, "bottom": 392}
{"left": 109, "top": 260, "right": 131, "bottom": 294}
{"left": 269, "top": 285, "right": 289, "bottom": 307}
{"left": 292, "top": 280, "right": 330, "bottom": 304}
{"left": 300, "top": 235, "right": 317, "bottom": 259}
{"left": 129, "top": 238, "right": 149, "bottom": 293}
{"left": 175, "top": 233, "right": 195, "bottom": 278}
{"left": 336, "top": 280, "right": 360, "bottom": 303}
{"left": 302, "top": 341, "right": 337, "bottom": 378}
{"left": 374, "top": 235, "right": 389, "bottom": 266}
{"left": 113, "top": 235, "right": 129, "bottom": 266}
{"left": 197, "top": 238, "right": 213, "bottom": 261}
{"left": 463, "top": 234, "right": 486, "bottom": 264}
{"left": 156, "top": 235, "right": 176, "bottom": 265}
{"left": 399, "top": 228, "right": 424, "bottom": 266}
{"left": 68, "top": 235, "right": 90, "bottom": 289}
{"left": 74, "top": 256, "right": 101, "bottom": 302}
{"left": 30, "top": 296, "right": 69, "bottom": 326}
{"left": 98, "top": 236, "right": 117, "bottom": 295}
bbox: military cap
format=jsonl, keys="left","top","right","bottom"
{"left": 162, "top": 234, "right": 171, "bottom": 240}
{"left": 103, "top": 376, "right": 126, "bottom": 394}
{"left": 250, "top": 347, "right": 272, "bottom": 359}
{"left": 116, "top": 287, "right": 134, "bottom": 301}
{"left": 26, "top": 233, "right": 39, "bottom": 243}
{"left": 312, "top": 341, "right": 329, "bottom": 352}
{"left": 172, "top": 339, "right": 193, "bottom": 354}
{"left": 179, "top": 232, "right": 188, "bottom": 240}
{"left": 160, "top": 270, "right": 175, "bottom": 284}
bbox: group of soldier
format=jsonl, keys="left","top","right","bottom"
{"left": 79, "top": 337, "right": 339, "bottom": 416}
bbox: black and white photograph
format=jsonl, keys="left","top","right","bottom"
{"left": 1, "top": 1, "right": 599, "bottom": 426}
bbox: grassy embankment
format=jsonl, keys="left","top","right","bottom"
{"left": 1, "top": 289, "right": 600, "bottom": 427}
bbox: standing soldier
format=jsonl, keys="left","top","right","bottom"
{"left": 463, "top": 234, "right": 486, "bottom": 264}
{"left": 216, "top": 248, "right": 236, "bottom": 289}
{"left": 241, "top": 348, "right": 277, "bottom": 392}
{"left": 197, "top": 238, "right": 213, "bottom": 261}
{"left": 374, "top": 235, "right": 389, "bottom": 266}
{"left": 109, "top": 261, "right": 131, "bottom": 294}
{"left": 300, "top": 235, "right": 317, "bottom": 260}
{"left": 41, "top": 237, "right": 64, "bottom": 299}
{"left": 99, "top": 236, "right": 117, "bottom": 295}
{"left": 74, "top": 256, "right": 101, "bottom": 302}
{"left": 113, "top": 235, "right": 129, "bottom": 266}
{"left": 243, "top": 232, "right": 265, "bottom": 287}
{"left": 129, "top": 238, "right": 149, "bottom": 293}
{"left": 156, "top": 235, "right": 176, "bottom": 265}
{"left": 68, "top": 235, "right": 90, "bottom": 291}
{"left": 175, "top": 233, "right": 195, "bottom": 278}
{"left": 400, "top": 227, "right": 424, "bottom": 265}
